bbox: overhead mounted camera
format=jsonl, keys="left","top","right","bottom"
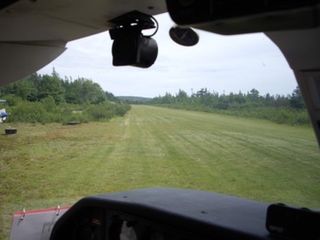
{"left": 109, "top": 11, "right": 159, "bottom": 68}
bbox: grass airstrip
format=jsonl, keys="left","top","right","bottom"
{"left": 1, "top": 105, "right": 319, "bottom": 239}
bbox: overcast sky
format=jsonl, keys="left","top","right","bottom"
{"left": 38, "top": 13, "right": 297, "bottom": 98}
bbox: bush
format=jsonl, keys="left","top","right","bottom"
{"left": 87, "top": 104, "right": 113, "bottom": 121}
{"left": 9, "top": 102, "right": 49, "bottom": 123}
{"left": 1, "top": 95, "right": 23, "bottom": 107}
{"left": 86, "top": 102, "right": 131, "bottom": 121}
{"left": 153, "top": 104, "right": 310, "bottom": 126}
{"left": 3, "top": 100, "right": 131, "bottom": 124}
{"left": 221, "top": 107, "right": 310, "bottom": 126}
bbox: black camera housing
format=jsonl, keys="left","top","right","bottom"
{"left": 109, "top": 11, "right": 158, "bottom": 68}
{"left": 110, "top": 28, "right": 158, "bottom": 68}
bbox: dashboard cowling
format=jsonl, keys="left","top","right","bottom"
{"left": 50, "top": 188, "right": 272, "bottom": 240}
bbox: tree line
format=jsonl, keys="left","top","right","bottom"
{"left": 150, "top": 88, "right": 309, "bottom": 125}
{"left": 0, "top": 69, "right": 119, "bottom": 104}
{"left": 0, "top": 69, "right": 130, "bottom": 123}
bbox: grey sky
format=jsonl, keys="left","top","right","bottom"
{"left": 38, "top": 13, "right": 297, "bottom": 98}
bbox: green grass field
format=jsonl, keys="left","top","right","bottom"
{"left": 1, "top": 105, "right": 320, "bottom": 239}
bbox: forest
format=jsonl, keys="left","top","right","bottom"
{"left": 0, "top": 69, "right": 309, "bottom": 126}
{"left": 150, "top": 88, "right": 309, "bottom": 125}
{"left": 0, "top": 69, "right": 130, "bottom": 124}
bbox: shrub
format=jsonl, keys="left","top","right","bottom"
{"left": 9, "top": 102, "right": 49, "bottom": 123}
{"left": 3, "top": 100, "right": 131, "bottom": 124}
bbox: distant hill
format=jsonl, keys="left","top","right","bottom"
{"left": 117, "top": 96, "right": 152, "bottom": 103}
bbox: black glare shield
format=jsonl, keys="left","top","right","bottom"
{"left": 266, "top": 204, "right": 320, "bottom": 240}
{"left": 166, "top": 0, "right": 318, "bottom": 25}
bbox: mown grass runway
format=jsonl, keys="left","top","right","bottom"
{"left": 1, "top": 105, "right": 320, "bottom": 238}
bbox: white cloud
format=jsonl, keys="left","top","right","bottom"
{"left": 38, "top": 13, "right": 297, "bottom": 97}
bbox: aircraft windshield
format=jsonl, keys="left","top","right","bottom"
{"left": 0, "top": 13, "right": 319, "bottom": 240}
